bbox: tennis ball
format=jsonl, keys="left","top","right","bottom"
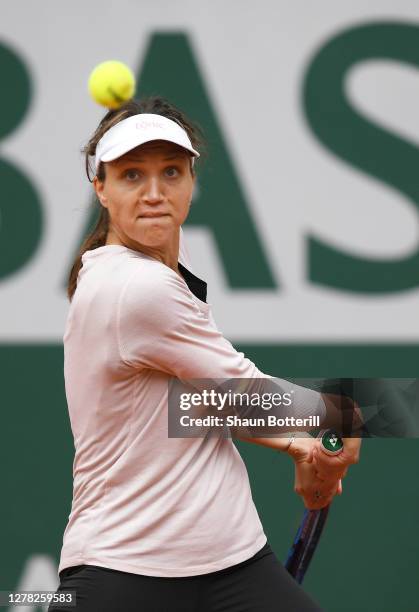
{"left": 88, "top": 60, "right": 136, "bottom": 109}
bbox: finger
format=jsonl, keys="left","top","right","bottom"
{"left": 315, "top": 473, "right": 342, "bottom": 486}
{"left": 309, "top": 479, "right": 341, "bottom": 500}
{"left": 315, "top": 467, "right": 344, "bottom": 481}
{"left": 315, "top": 447, "right": 347, "bottom": 466}
{"left": 314, "top": 462, "right": 347, "bottom": 481}
{"left": 314, "top": 485, "right": 338, "bottom": 500}
{"left": 306, "top": 446, "right": 314, "bottom": 463}
{"left": 303, "top": 494, "right": 333, "bottom": 510}
{"left": 312, "top": 449, "right": 327, "bottom": 480}
{"left": 313, "top": 451, "right": 341, "bottom": 470}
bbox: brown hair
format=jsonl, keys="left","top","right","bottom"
{"left": 67, "top": 96, "right": 204, "bottom": 301}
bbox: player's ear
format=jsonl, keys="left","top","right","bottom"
{"left": 190, "top": 171, "right": 197, "bottom": 206}
{"left": 93, "top": 175, "right": 108, "bottom": 207}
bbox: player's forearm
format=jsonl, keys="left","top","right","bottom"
{"left": 319, "top": 393, "right": 364, "bottom": 436}
{"left": 236, "top": 434, "right": 290, "bottom": 452}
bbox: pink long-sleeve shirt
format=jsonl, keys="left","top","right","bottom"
{"left": 58, "top": 240, "right": 325, "bottom": 577}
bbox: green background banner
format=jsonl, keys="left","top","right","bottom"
{"left": 2, "top": 345, "right": 419, "bottom": 610}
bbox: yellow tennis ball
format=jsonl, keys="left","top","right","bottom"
{"left": 88, "top": 60, "right": 136, "bottom": 109}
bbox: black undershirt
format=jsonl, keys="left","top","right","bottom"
{"left": 178, "top": 262, "right": 207, "bottom": 304}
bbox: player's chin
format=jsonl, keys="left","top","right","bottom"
{"left": 135, "top": 224, "right": 174, "bottom": 245}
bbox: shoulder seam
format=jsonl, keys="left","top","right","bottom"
{"left": 116, "top": 264, "right": 148, "bottom": 368}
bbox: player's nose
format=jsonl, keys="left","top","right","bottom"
{"left": 141, "top": 176, "right": 164, "bottom": 204}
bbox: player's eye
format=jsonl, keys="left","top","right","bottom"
{"left": 165, "top": 166, "right": 180, "bottom": 178}
{"left": 124, "top": 169, "right": 140, "bottom": 181}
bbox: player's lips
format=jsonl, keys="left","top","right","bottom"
{"left": 138, "top": 212, "right": 169, "bottom": 218}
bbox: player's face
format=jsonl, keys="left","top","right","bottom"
{"left": 93, "top": 140, "right": 195, "bottom": 254}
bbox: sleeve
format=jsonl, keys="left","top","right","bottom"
{"left": 116, "top": 264, "right": 326, "bottom": 424}
{"left": 117, "top": 264, "right": 261, "bottom": 379}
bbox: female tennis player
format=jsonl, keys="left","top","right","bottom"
{"left": 49, "top": 96, "right": 360, "bottom": 611}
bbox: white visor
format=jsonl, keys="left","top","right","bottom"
{"left": 94, "top": 113, "right": 200, "bottom": 174}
